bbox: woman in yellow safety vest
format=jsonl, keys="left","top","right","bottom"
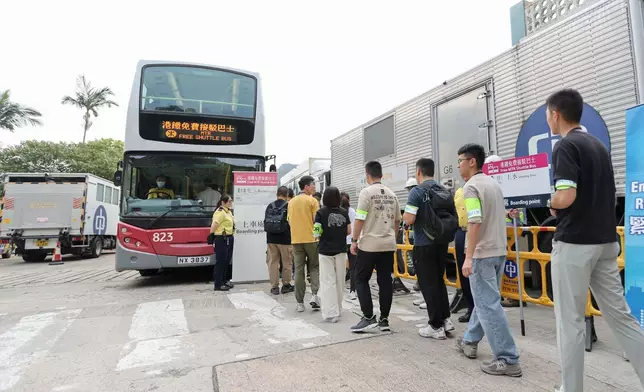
{"left": 454, "top": 186, "right": 474, "bottom": 322}
{"left": 210, "top": 195, "right": 236, "bottom": 291}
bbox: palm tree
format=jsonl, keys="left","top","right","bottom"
{"left": 0, "top": 90, "right": 43, "bottom": 132}
{"left": 61, "top": 74, "right": 119, "bottom": 143}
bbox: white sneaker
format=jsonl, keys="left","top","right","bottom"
{"left": 310, "top": 295, "right": 321, "bottom": 311}
{"left": 419, "top": 325, "right": 446, "bottom": 340}
{"left": 412, "top": 298, "right": 425, "bottom": 306}
{"left": 419, "top": 302, "right": 427, "bottom": 309}
{"left": 444, "top": 318, "right": 455, "bottom": 332}
{"left": 348, "top": 291, "right": 357, "bottom": 300}
{"left": 296, "top": 303, "right": 305, "bottom": 312}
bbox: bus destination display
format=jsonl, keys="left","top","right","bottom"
{"left": 161, "top": 120, "right": 238, "bottom": 143}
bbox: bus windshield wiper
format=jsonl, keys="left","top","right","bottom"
{"left": 146, "top": 204, "right": 215, "bottom": 229}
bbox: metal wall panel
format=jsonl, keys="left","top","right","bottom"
{"left": 331, "top": 0, "right": 637, "bottom": 199}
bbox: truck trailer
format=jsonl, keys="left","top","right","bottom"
{"left": 330, "top": 0, "right": 644, "bottom": 221}
{"left": 0, "top": 173, "right": 119, "bottom": 262}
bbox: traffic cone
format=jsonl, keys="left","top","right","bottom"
{"left": 49, "top": 241, "right": 63, "bottom": 265}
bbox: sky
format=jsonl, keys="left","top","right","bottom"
{"left": 1, "top": 0, "right": 519, "bottom": 166}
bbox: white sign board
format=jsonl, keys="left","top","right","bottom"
{"left": 483, "top": 152, "right": 551, "bottom": 208}
{"left": 232, "top": 172, "right": 277, "bottom": 283}
{"left": 355, "top": 164, "right": 408, "bottom": 196}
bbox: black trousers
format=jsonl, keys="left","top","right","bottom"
{"left": 355, "top": 249, "right": 394, "bottom": 319}
{"left": 414, "top": 243, "right": 451, "bottom": 329}
{"left": 454, "top": 228, "right": 474, "bottom": 313}
{"left": 346, "top": 245, "right": 357, "bottom": 292}
{"left": 213, "top": 236, "right": 234, "bottom": 288}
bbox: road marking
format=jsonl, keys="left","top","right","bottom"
{"left": 397, "top": 316, "right": 426, "bottom": 321}
{"left": 227, "top": 291, "right": 328, "bottom": 344}
{"left": 116, "top": 299, "right": 190, "bottom": 371}
{"left": 0, "top": 310, "right": 80, "bottom": 391}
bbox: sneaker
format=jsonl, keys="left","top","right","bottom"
{"left": 419, "top": 302, "right": 427, "bottom": 309}
{"left": 310, "top": 295, "right": 321, "bottom": 310}
{"left": 270, "top": 287, "right": 280, "bottom": 295}
{"left": 348, "top": 291, "right": 357, "bottom": 300}
{"left": 419, "top": 325, "right": 446, "bottom": 340}
{"left": 224, "top": 281, "right": 234, "bottom": 289}
{"left": 351, "top": 315, "right": 378, "bottom": 332}
{"left": 296, "top": 303, "right": 305, "bottom": 312}
{"left": 443, "top": 318, "right": 455, "bottom": 332}
{"left": 214, "top": 286, "right": 230, "bottom": 291}
{"left": 480, "top": 359, "right": 522, "bottom": 377}
{"left": 455, "top": 337, "right": 478, "bottom": 359}
{"left": 281, "top": 284, "right": 294, "bottom": 294}
{"left": 458, "top": 311, "right": 472, "bottom": 323}
{"left": 412, "top": 298, "right": 425, "bottom": 306}
{"left": 379, "top": 317, "right": 391, "bottom": 331}
{"left": 325, "top": 316, "right": 339, "bottom": 323}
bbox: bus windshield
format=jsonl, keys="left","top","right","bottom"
{"left": 121, "top": 152, "right": 264, "bottom": 218}
{"left": 140, "top": 66, "right": 257, "bottom": 119}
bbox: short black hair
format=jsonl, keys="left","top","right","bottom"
{"left": 313, "top": 192, "right": 322, "bottom": 200}
{"left": 322, "top": 186, "right": 341, "bottom": 208}
{"left": 457, "top": 143, "right": 486, "bottom": 170}
{"left": 365, "top": 161, "right": 383, "bottom": 179}
{"left": 340, "top": 191, "right": 350, "bottom": 201}
{"left": 341, "top": 196, "right": 350, "bottom": 209}
{"left": 217, "top": 194, "right": 232, "bottom": 208}
{"left": 277, "top": 186, "right": 288, "bottom": 198}
{"left": 287, "top": 188, "right": 295, "bottom": 198}
{"left": 415, "top": 158, "right": 435, "bottom": 177}
{"left": 546, "top": 89, "right": 583, "bottom": 124}
{"left": 269, "top": 164, "right": 277, "bottom": 172}
{"left": 298, "top": 175, "right": 315, "bottom": 191}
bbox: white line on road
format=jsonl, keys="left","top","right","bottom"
{"left": 0, "top": 309, "right": 81, "bottom": 391}
{"left": 116, "top": 299, "right": 190, "bottom": 371}
{"left": 227, "top": 291, "right": 328, "bottom": 344}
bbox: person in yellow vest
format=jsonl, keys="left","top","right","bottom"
{"left": 454, "top": 186, "right": 474, "bottom": 322}
{"left": 210, "top": 195, "right": 235, "bottom": 291}
{"left": 147, "top": 175, "right": 175, "bottom": 199}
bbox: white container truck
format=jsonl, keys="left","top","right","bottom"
{"left": 280, "top": 158, "right": 331, "bottom": 195}
{"left": 331, "top": 0, "right": 644, "bottom": 222}
{"left": 0, "top": 173, "right": 119, "bottom": 262}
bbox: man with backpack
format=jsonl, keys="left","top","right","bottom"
{"left": 264, "top": 186, "right": 294, "bottom": 295}
{"left": 402, "top": 158, "right": 458, "bottom": 340}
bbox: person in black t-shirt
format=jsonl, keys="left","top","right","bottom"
{"left": 313, "top": 186, "right": 351, "bottom": 323}
{"left": 546, "top": 89, "right": 644, "bottom": 392}
{"left": 265, "top": 186, "right": 294, "bottom": 295}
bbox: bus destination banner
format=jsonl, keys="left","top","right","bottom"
{"left": 161, "top": 120, "right": 237, "bottom": 143}
{"left": 483, "top": 152, "right": 551, "bottom": 208}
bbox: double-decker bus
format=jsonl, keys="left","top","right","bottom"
{"left": 114, "top": 60, "right": 266, "bottom": 276}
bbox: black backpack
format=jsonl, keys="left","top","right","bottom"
{"left": 419, "top": 183, "right": 458, "bottom": 244}
{"left": 264, "top": 201, "right": 289, "bottom": 234}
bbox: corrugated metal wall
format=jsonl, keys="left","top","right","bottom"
{"left": 331, "top": 0, "right": 637, "bottom": 204}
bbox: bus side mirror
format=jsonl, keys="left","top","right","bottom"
{"left": 113, "top": 170, "right": 123, "bottom": 187}
{"left": 117, "top": 160, "right": 123, "bottom": 170}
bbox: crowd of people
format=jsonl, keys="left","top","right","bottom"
{"left": 208, "top": 88, "right": 644, "bottom": 392}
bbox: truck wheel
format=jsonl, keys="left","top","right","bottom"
{"left": 90, "top": 238, "right": 103, "bottom": 258}
{"left": 139, "top": 269, "right": 158, "bottom": 277}
{"left": 22, "top": 251, "right": 47, "bottom": 262}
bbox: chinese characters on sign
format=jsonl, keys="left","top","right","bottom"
{"left": 630, "top": 181, "right": 644, "bottom": 236}
{"left": 483, "top": 152, "right": 551, "bottom": 208}
{"left": 234, "top": 172, "right": 278, "bottom": 187}
{"left": 161, "top": 120, "right": 237, "bottom": 143}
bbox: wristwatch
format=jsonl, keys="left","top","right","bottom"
{"left": 351, "top": 238, "right": 358, "bottom": 243}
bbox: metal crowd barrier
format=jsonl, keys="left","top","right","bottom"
{"left": 393, "top": 226, "right": 626, "bottom": 351}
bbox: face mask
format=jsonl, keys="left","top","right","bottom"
{"left": 157, "top": 181, "right": 165, "bottom": 188}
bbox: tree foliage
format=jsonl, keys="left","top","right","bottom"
{"left": 0, "top": 90, "right": 43, "bottom": 132}
{"left": 61, "top": 75, "right": 119, "bottom": 143}
{"left": 0, "top": 138, "right": 123, "bottom": 182}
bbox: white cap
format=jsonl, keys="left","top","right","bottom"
{"left": 405, "top": 178, "right": 417, "bottom": 188}
{"left": 484, "top": 154, "right": 503, "bottom": 163}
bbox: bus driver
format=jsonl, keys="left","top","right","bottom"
{"left": 147, "top": 175, "right": 175, "bottom": 199}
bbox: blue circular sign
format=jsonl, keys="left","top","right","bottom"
{"left": 504, "top": 260, "right": 518, "bottom": 279}
{"left": 514, "top": 103, "right": 611, "bottom": 183}
{"left": 93, "top": 205, "right": 108, "bottom": 235}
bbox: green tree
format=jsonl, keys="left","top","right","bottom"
{"left": 0, "top": 90, "right": 43, "bottom": 132}
{"left": 0, "top": 139, "right": 123, "bottom": 182}
{"left": 61, "top": 75, "right": 119, "bottom": 143}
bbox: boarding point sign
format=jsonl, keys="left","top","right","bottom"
{"left": 232, "top": 172, "right": 278, "bottom": 283}
{"left": 483, "top": 152, "right": 552, "bottom": 209}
